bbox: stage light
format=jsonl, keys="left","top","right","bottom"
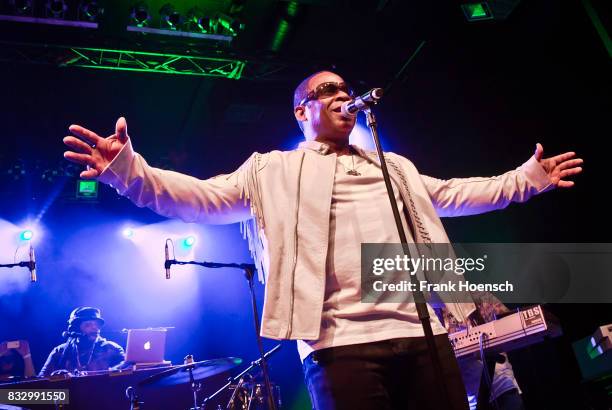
{"left": 270, "top": 1, "right": 298, "bottom": 52}
{"left": 227, "top": 0, "right": 246, "bottom": 16}
{"left": 159, "top": 3, "right": 182, "bottom": 30}
{"left": 122, "top": 228, "right": 135, "bottom": 239}
{"left": 79, "top": 0, "right": 104, "bottom": 22}
{"left": 186, "top": 7, "right": 209, "bottom": 33}
{"left": 7, "top": 162, "right": 26, "bottom": 181}
{"left": 130, "top": 2, "right": 151, "bottom": 28}
{"left": 185, "top": 8, "right": 215, "bottom": 34}
{"left": 182, "top": 235, "right": 196, "bottom": 248}
{"left": 19, "top": 229, "right": 34, "bottom": 241}
{"left": 45, "top": 0, "right": 67, "bottom": 18}
{"left": 76, "top": 179, "right": 98, "bottom": 199}
{"left": 461, "top": 2, "right": 493, "bottom": 22}
{"left": 8, "top": 0, "right": 33, "bottom": 15}
{"left": 198, "top": 16, "right": 214, "bottom": 33}
{"left": 216, "top": 13, "right": 244, "bottom": 36}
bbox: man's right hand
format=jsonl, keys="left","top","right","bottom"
{"left": 63, "top": 117, "right": 129, "bottom": 179}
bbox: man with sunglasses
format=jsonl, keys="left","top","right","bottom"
{"left": 63, "top": 70, "right": 582, "bottom": 410}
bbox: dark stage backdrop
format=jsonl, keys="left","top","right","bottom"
{"left": 0, "top": 0, "right": 608, "bottom": 409}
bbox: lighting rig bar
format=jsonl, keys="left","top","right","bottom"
{"left": 125, "top": 25, "right": 232, "bottom": 43}
{"left": 0, "top": 14, "right": 97, "bottom": 28}
{"left": 0, "top": 42, "right": 246, "bottom": 79}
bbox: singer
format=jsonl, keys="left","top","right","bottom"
{"left": 38, "top": 307, "right": 124, "bottom": 377}
{"left": 62, "top": 71, "right": 582, "bottom": 409}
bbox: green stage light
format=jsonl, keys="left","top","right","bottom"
{"left": 461, "top": 2, "right": 493, "bottom": 22}
{"left": 130, "top": 2, "right": 151, "bottom": 28}
{"left": 76, "top": 179, "right": 98, "bottom": 199}
{"left": 186, "top": 7, "right": 207, "bottom": 33}
{"left": 270, "top": 1, "right": 299, "bottom": 52}
{"left": 217, "top": 13, "right": 244, "bottom": 36}
{"left": 160, "top": 3, "right": 182, "bottom": 30}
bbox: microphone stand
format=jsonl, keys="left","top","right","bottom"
{"left": 364, "top": 106, "right": 452, "bottom": 408}
{"left": 201, "top": 344, "right": 282, "bottom": 409}
{"left": 165, "top": 258, "right": 277, "bottom": 410}
{"left": 0, "top": 261, "right": 36, "bottom": 281}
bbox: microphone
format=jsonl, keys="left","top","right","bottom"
{"left": 341, "top": 88, "right": 384, "bottom": 117}
{"left": 62, "top": 331, "right": 83, "bottom": 339}
{"left": 28, "top": 245, "right": 37, "bottom": 283}
{"left": 164, "top": 241, "right": 171, "bottom": 279}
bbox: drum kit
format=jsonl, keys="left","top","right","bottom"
{"left": 128, "top": 345, "right": 282, "bottom": 410}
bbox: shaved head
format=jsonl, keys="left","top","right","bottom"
{"left": 293, "top": 71, "right": 336, "bottom": 131}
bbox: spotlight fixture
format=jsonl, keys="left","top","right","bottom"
{"left": 8, "top": 0, "right": 33, "bottom": 16}
{"left": 197, "top": 16, "right": 215, "bottom": 34}
{"left": 182, "top": 235, "right": 196, "bottom": 248}
{"left": 269, "top": 1, "right": 299, "bottom": 52}
{"left": 159, "top": 3, "right": 182, "bottom": 30}
{"left": 216, "top": 13, "right": 244, "bottom": 36}
{"left": 79, "top": 0, "right": 104, "bottom": 22}
{"left": 20, "top": 229, "right": 34, "bottom": 241}
{"left": 7, "top": 163, "right": 26, "bottom": 181}
{"left": 227, "top": 0, "right": 246, "bottom": 16}
{"left": 122, "top": 228, "right": 135, "bottom": 239}
{"left": 75, "top": 179, "right": 98, "bottom": 199}
{"left": 461, "top": 2, "right": 494, "bottom": 22}
{"left": 186, "top": 7, "right": 211, "bottom": 33}
{"left": 129, "top": 2, "right": 151, "bottom": 27}
{"left": 45, "top": 0, "right": 68, "bottom": 19}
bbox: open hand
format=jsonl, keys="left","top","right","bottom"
{"left": 534, "top": 143, "right": 583, "bottom": 188}
{"left": 63, "top": 117, "right": 129, "bottom": 179}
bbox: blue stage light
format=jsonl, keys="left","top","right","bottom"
{"left": 182, "top": 235, "right": 196, "bottom": 248}
{"left": 122, "top": 228, "right": 135, "bottom": 239}
{"left": 19, "top": 229, "right": 34, "bottom": 241}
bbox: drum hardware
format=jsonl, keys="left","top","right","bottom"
{"left": 201, "top": 344, "right": 282, "bottom": 410}
{"left": 138, "top": 356, "right": 243, "bottom": 388}
{"left": 125, "top": 386, "right": 143, "bottom": 410}
{"left": 226, "top": 375, "right": 250, "bottom": 410}
{"left": 135, "top": 355, "right": 242, "bottom": 410}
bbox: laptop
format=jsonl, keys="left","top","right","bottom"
{"left": 125, "top": 329, "right": 167, "bottom": 365}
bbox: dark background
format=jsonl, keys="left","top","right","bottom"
{"left": 0, "top": 0, "right": 610, "bottom": 409}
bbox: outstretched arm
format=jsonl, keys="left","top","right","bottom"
{"left": 63, "top": 117, "right": 254, "bottom": 224}
{"left": 64, "top": 117, "right": 129, "bottom": 179}
{"left": 421, "top": 144, "right": 583, "bottom": 217}
{"left": 533, "top": 143, "right": 583, "bottom": 188}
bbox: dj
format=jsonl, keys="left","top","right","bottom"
{"left": 39, "top": 307, "right": 125, "bottom": 377}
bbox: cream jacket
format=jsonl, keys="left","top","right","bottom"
{"left": 98, "top": 139, "right": 552, "bottom": 340}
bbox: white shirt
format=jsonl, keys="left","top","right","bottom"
{"left": 297, "top": 153, "right": 446, "bottom": 361}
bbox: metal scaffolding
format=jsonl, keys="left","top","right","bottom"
{"left": 0, "top": 41, "right": 247, "bottom": 79}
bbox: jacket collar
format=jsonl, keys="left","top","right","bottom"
{"left": 297, "top": 140, "right": 332, "bottom": 155}
{"left": 297, "top": 140, "right": 374, "bottom": 161}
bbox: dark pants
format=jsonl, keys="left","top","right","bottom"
{"left": 302, "top": 335, "right": 469, "bottom": 410}
{"left": 493, "top": 389, "right": 525, "bottom": 410}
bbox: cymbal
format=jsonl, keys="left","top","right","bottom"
{"left": 139, "top": 357, "right": 242, "bottom": 387}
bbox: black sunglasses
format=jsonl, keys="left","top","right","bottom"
{"left": 298, "top": 82, "right": 355, "bottom": 106}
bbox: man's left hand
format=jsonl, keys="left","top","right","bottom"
{"left": 534, "top": 143, "right": 583, "bottom": 188}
